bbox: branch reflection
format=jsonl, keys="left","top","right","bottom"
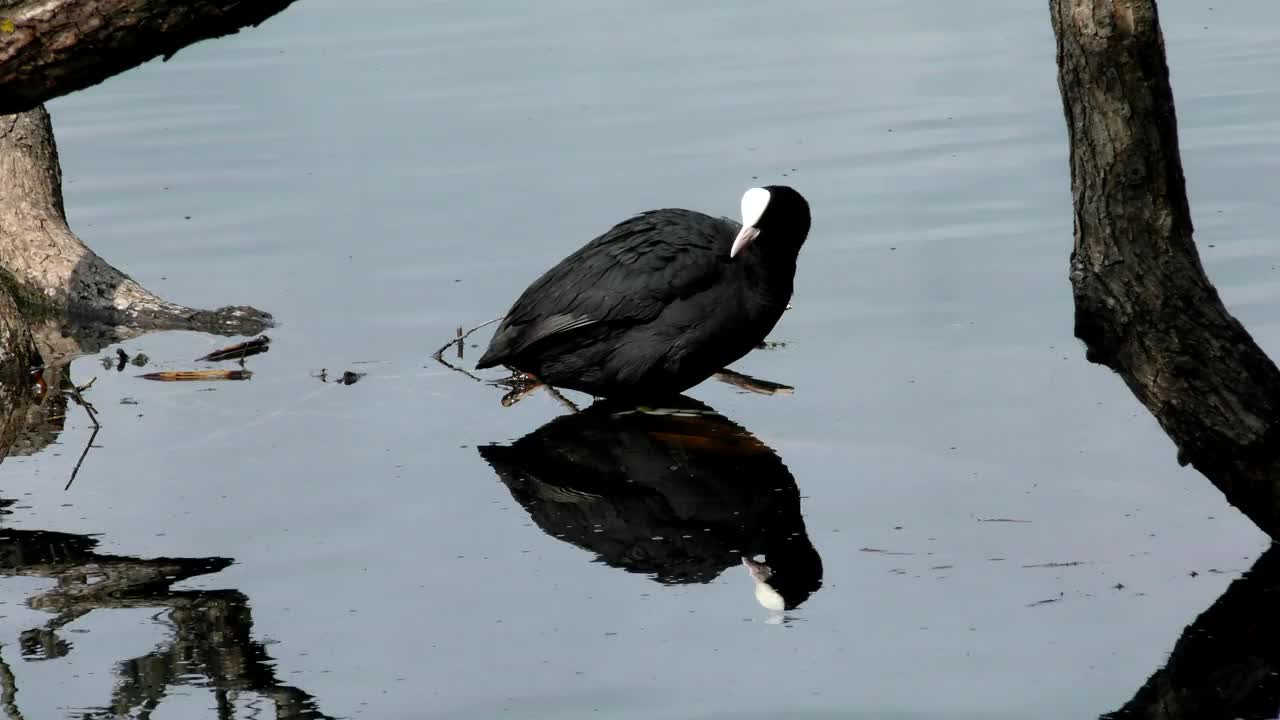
{"left": 479, "top": 397, "right": 823, "bottom": 615}
{"left": 0, "top": 353, "right": 330, "bottom": 720}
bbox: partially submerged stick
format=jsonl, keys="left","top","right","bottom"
{"left": 62, "top": 368, "right": 100, "bottom": 491}
{"left": 139, "top": 369, "right": 252, "bottom": 382}
{"left": 432, "top": 317, "right": 501, "bottom": 370}
{"left": 712, "top": 369, "right": 794, "bottom": 396}
{"left": 196, "top": 335, "right": 270, "bottom": 362}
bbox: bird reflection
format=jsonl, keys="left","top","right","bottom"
{"left": 479, "top": 396, "right": 823, "bottom": 612}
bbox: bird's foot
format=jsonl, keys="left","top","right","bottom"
{"left": 496, "top": 371, "right": 543, "bottom": 407}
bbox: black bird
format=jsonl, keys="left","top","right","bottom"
{"left": 478, "top": 396, "right": 823, "bottom": 612}
{"left": 476, "top": 185, "right": 812, "bottom": 398}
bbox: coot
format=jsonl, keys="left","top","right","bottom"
{"left": 476, "top": 185, "right": 811, "bottom": 398}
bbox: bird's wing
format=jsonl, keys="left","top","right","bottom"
{"left": 480, "top": 210, "right": 733, "bottom": 363}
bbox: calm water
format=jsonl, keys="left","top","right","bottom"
{"left": 2, "top": 1, "right": 1278, "bottom": 717}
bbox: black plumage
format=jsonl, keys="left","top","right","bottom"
{"left": 476, "top": 185, "right": 811, "bottom": 398}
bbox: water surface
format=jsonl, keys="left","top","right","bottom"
{"left": 1, "top": 1, "right": 1277, "bottom": 717}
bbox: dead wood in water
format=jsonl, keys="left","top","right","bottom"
{"left": 712, "top": 368, "right": 794, "bottom": 396}
{"left": 1050, "top": 0, "right": 1280, "bottom": 539}
{"left": 0, "top": 0, "right": 299, "bottom": 115}
{"left": 139, "top": 369, "right": 252, "bottom": 382}
{"left": 197, "top": 335, "right": 271, "bottom": 362}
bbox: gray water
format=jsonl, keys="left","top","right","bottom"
{"left": 2, "top": 1, "right": 1277, "bottom": 717}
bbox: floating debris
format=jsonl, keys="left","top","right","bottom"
{"left": 130, "top": 352, "right": 149, "bottom": 367}
{"left": 139, "top": 370, "right": 253, "bottom": 382}
{"left": 120, "top": 397, "right": 139, "bottom": 405}
{"left": 859, "top": 547, "right": 916, "bottom": 556}
{"left": 196, "top": 335, "right": 271, "bottom": 362}
{"left": 712, "top": 368, "right": 793, "bottom": 396}
{"left": 100, "top": 348, "right": 129, "bottom": 371}
{"left": 315, "top": 368, "right": 366, "bottom": 385}
{"left": 977, "top": 517, "right": 1032, "bottom": 523}
{"left": 1021, "top": 561, "right": 1090, "bottom": 569}
{"left": 1027, "top": 593, "right": 1065, "bottom": 607}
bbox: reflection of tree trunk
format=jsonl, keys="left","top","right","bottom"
{"left": 0, "top": 105, "right": 272, "bottom": 336}
{"left": 1104, "top": 543, "right": 1280, "bottom": 719}
{"left": 1050, "top": 0, "right": 1280, "bottom": 539}
{"left": 0, "top": 647, "right": 23, "bottom": 720}
{"left": 0, "top": 285, "right": 39, "bottom": 456}
{"left": 0, "top": 0, "right": 300, "bottom": 116}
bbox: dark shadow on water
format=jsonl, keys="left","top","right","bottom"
{"left": 478, "top": 396, "right": 824, "bottom": 613}
{"left": 0, "top": 526, "right": 331, "bottom": 719}
{"left": 1103, "top": 541, "right": 1280, "bottom": 720}
{"left": 0, "top": 362, "right": 330, "bottom": 719}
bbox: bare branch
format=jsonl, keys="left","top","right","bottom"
{"left": 0, "top": 0, "right": 299, "bottom": 115}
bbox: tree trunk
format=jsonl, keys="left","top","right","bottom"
{"left": 1050, "top": 0, "right": 1280, "bottom": 539}
{"left": 0, "top": 0, "right": 299, "bottom": 115}
{"left": 0, "top": 104, "right": 272, "bottom": 337}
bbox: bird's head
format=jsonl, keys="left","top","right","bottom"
{"left": 730, "top": 185, "right": 812, "bottom": 259}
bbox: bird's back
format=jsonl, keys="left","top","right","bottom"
{"left": 477, "top": 208, "right": 794, "bottom": 396}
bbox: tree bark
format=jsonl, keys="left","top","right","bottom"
{"left": 0, "top": 0, "right": 298, "bottom": 116}
{"left": 1050, "top": 0, "right": 1280, "bottom": 539}
{"left": 0, "top": 104, "right": 272, "bottom": 337}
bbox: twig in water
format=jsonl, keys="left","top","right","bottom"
{"left": 64, "top": 425, "right": 100, "bottom": 492}
{"left": 139, "top": 369, "right": 252, "bottom": 382}
{"left": 712, "top": 368, "right": 794, "bottom": 395}
{"left": 62, "top": 369, "right": 101, "bottom": 491}
{"left": 196, "top": 335, "right": 271, "bottom": 362}
{"left": 431, "top": 316, "right": 502, "bottom": 383}
{"left": 64, "top": 375, "right": 99, "bottom": 429}
{"left": 430, "top": 316, "right": 582, "bottom": 413}
{"left": 433, "top": 316, "right": 502, "bottom": 362}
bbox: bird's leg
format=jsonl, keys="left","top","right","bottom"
{"left": 496, "top": 371, "right": 580, "bottom": 413}
{"left": 541, "top": 384, "right": 581, "bottom": 413}
{"left": 712, "top": 368, "right": 794, "bottom": 396}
